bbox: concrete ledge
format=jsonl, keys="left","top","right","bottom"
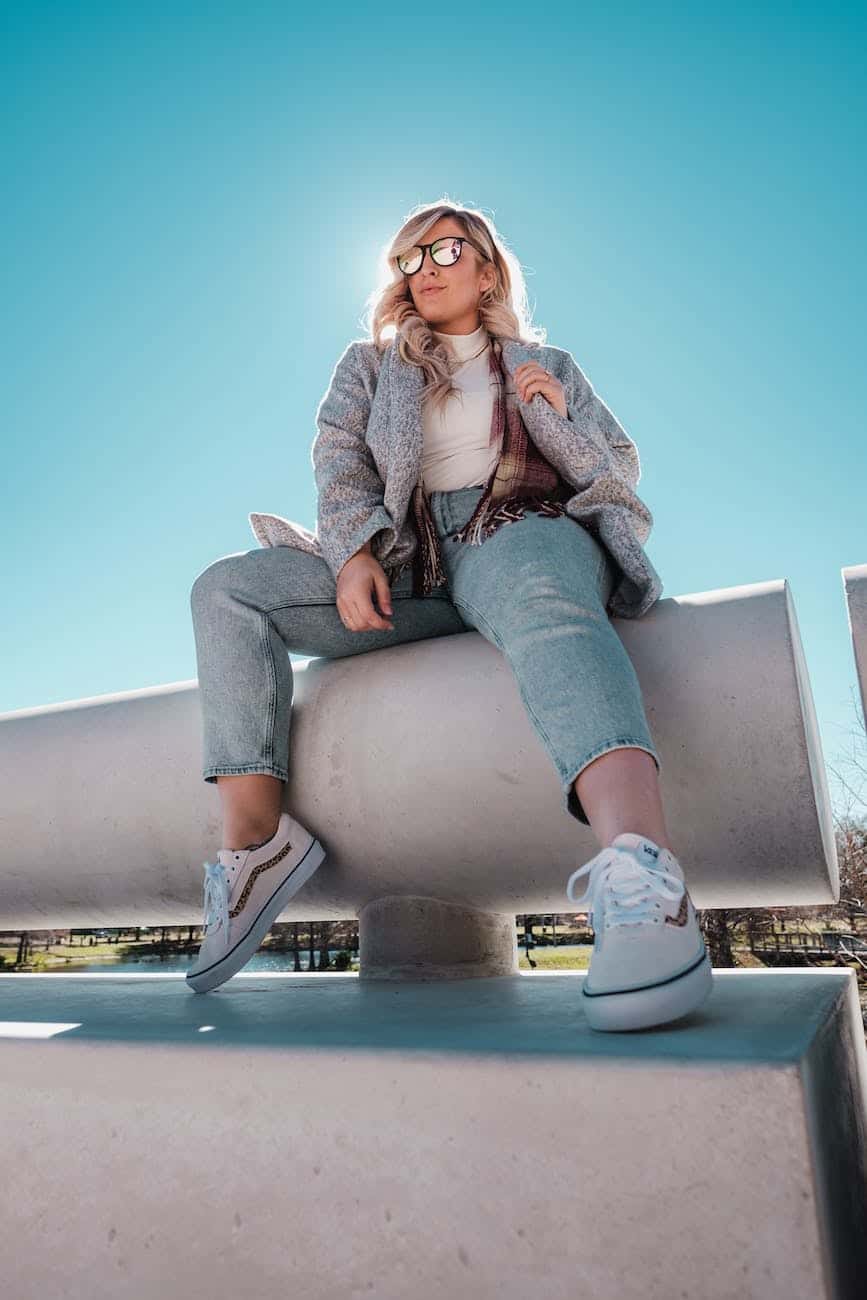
{"left": 1, "top": 969, "right": 865, "bottom": 1299}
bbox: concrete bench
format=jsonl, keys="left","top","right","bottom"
{"left": 0, "top": 577, "right": 838, "bottom": 961}
{"left": 1, "top": 573, "right": 865, "bottom": 1299}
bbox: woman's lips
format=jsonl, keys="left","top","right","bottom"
{"left": 421, "top": 286, "right": 444, "bottom": 295}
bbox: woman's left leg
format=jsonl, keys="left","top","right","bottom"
{"left": 430, "top": 486, "right": 666, "bottom": 849}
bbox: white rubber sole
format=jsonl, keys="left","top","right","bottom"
{"left": 186, "top": 837, "right": 327, "bottom": 994}
{"left": 581, "top": 949, "right": 713, "bottom": 1032}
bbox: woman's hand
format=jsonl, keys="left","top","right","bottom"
{"left": 514, "top": 361, "right": 568, "bottom": 419}
{"left": 336, "top": 551, "right": 395, "bottom": 632}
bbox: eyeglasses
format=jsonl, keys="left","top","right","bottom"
{"left": 396, "top": 235, "right": 490, "bottom": 276}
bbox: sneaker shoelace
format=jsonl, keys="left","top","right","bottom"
{"left": 202, "top": 861, "right": 230, "bottom": 937}
{"left": 566, "top": 847, "right": 686, "bottom": 930}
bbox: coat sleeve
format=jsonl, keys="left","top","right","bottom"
{"left": 519, "top": 350, "right": 642, "bottom": 494}
{"left": 312, "top": 341, "right": 395, "bottom": 583}
{"left": 563, "top": 355, "right": 641, "bottom": 491}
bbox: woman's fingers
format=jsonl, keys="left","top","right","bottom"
{"left": 514, "top": 361, "right": 567, "bottom": 415}
{"left": 515, "top": 361, "right": 550, "bottom": 400}
{"left": 336, "top": 560, "right": 394, "bottom": 632}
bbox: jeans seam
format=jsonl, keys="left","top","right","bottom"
{"left": 262, "top": 599, "right": 339, "bottom": 612}
{"left": 261, "top": 593, "right": 452, "bottom": 614}
{"left": 450, "top": 594, "right": 505, "bottom": 651}
{"left": 258, "top": 611, "right": 278, "bottom": 771}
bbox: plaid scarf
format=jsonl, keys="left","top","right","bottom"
{"left": 410, "top": 337, "right": 572, "bottom": 596}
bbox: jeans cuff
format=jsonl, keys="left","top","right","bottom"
{"left": 203, "top": 765, "right": 288, "bottom": 784}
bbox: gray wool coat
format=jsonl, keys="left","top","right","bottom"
{"left": 249, "top": 336, "right": 663, "bottom": 619}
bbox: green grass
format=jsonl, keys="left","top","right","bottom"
{"left": 518, "top": 948, "right": 592, "bottom": 970}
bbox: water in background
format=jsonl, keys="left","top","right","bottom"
{"left": 13, "top": 948, "right": 356, "bottom": 975}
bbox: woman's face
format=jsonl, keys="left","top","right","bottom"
{"left": 401, "top": 218, "right": 495, "bottom": 333}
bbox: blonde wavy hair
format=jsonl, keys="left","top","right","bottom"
{"left": 362, "top": 198, "right": 547, "bottom": 415}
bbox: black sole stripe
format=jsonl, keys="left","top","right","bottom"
{"left": 582, "top": 948, "right": 709, "bottom": 998}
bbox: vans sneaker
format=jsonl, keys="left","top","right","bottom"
{"left": 186, "top": 811, "right": 326, "bottom": 994}
{"left": 565, "top": 832, "right": 712, "bottom": 1032}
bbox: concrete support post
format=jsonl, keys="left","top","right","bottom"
{"left": 358, "top": 895, "right": 520, "bottom": 980}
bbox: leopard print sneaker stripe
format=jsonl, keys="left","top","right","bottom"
{"left": 665, "top": 892, "right": 689, "bottom": 927}
{"left": 229, "top": 837, "right": 295, "bottom": 919}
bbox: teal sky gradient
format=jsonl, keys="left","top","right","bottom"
{"left": 3, "top": 2, "right": 866, "bottom": 814}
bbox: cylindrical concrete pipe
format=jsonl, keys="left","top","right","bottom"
{"left": 0, "top": 577, "right": 837, "bottom": 977}
{"left": 844, "top": 563, "right": 867, "bottom": 728}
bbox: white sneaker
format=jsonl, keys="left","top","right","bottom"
{"left": 565, "top": 832, "right": 712, "bottom": 1032}
{"left": 186, "top": 811, "right": 326, "bottom": 993}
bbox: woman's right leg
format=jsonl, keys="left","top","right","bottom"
{"left": 189, "top": 545, "right": 468, "bottom": 849}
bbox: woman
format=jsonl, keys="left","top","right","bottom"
{"left": 186, "top": 200, "right": 712, "bottom": 1032}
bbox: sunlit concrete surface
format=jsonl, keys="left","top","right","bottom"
{"left": 1, "top": 969, "right": 865, "bottom": 1299}
{"left": 843, "top": 563, "right": 867, "bottom": 725}
{"left": 0, "top": 579, "right": 838, "bottom": 929}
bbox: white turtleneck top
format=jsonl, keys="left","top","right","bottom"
{"left": 420, "top": 323, "right": 501, "bottom": 492}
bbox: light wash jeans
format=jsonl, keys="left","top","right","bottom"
{"left": 190, "top": 485, "right": 659, "bottom": 826}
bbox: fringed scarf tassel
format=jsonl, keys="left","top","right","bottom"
{"left": 452, "top": 491, "right": 568, "bottom": 546}
{"left": 411, "top": 481, "right": 449, "bottom": 596}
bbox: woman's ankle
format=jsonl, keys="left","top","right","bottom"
{"left": 222, "top": 816, "right": 281, "bottom": 852}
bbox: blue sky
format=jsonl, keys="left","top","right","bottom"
{"left": 3, "top": 1, "right": 866, "bottom": 816}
